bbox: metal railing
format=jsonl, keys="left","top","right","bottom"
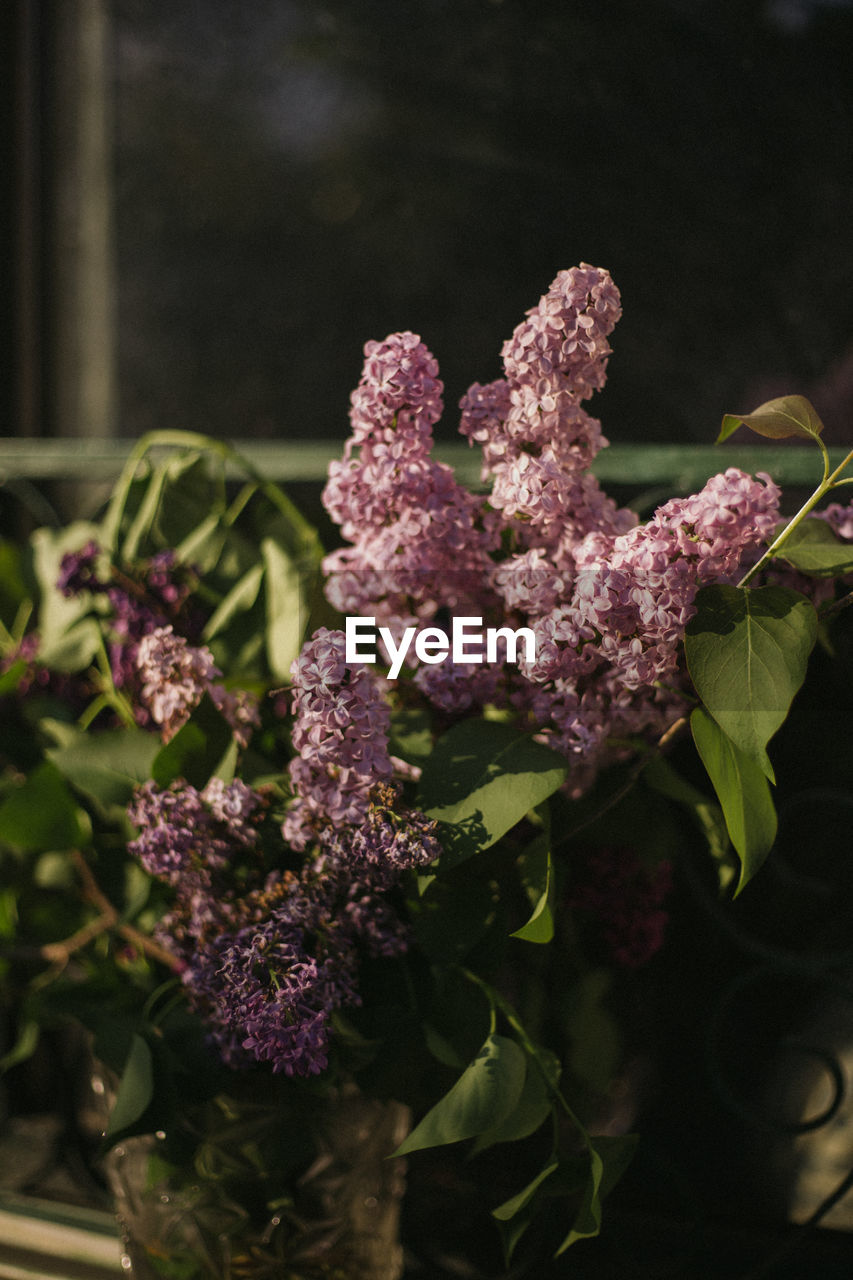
{"left": 0, "top": 437, "right": 846, "bottom": 489}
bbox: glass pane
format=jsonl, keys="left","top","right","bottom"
{"left": 113, "top": 0, "right": 853, "bottom": 443}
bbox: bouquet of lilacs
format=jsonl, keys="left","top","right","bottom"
{"left": 2, "top": 265, "right": 853, "bottom": 1275}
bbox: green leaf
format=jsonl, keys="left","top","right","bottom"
{"left": 492, "top": 1157, "right": 559, "bottom": 1221}
{"left": 717, "top": 394, "right": 825, "bottom": 444}
{"left": 771, "top": 518, "right": 853, "bottom": 576}
{"left": 152, "top": 455, "right": 222, "bottom": 552}
{"left": 30, "top": 523, "right": 102, "bottom": 670}
{"left": 0, "top": 761, "right": 84, "bottom": 853}
{"left": 422, "top": 1022, "right": 467, "bottom": 1070}
{"left": 473, "top": 1054, "right": 557, "bottom": 1154}
{"left": 0, "top": 539, "right": 33, "bottom": 628}
{"left": 392, "top": 1034, "right": 527, "bottom": 1156}
{"left": 685, "top": 584, "right": 818, "bottom": 780}
{"left": 389, "top": 705, "right": 434, "bottom": 763}
{"left": 0, "top": 659, "right": 27, "bottom": 696}
{"left": 47, "top": 728, "right": 161, "bottom": 812}
{"left": 564, "top": 970, "right": 621, "bottom": 1093}
{"left": 556, "top": 1145, "right": 603, "bottom": 1253}
{"left": 417, "top": 720, "right": 568, "bottom": 866}
{"left": 119, "top": 461, "right": 170, "bottom": 561}
{"left": 151, "top": 693, "right": 234, "bottom": 789}
{"left": 412, "top": 876, "right": 496, "bottom": 965}
{"left": 105, "top": 1033, "right": 154, "bottom": 1138}
{"left": 690, "top": 708, "right": 778, "bottom": 893}
{"left": 261, "top": 538, "right": 308, "bottom": 680}
{"left": 642, "top": 755, "right": 733, "bottom": 888}
{"left": 426, "top": 979, "right": 492, "bottom": 1070}
{"left": 175, "top": 511, "right": 228, "bottom": 574}
{"left": 512, "top": 833, "right": 554, "bottom": 943}
{"left": 202, "top": 563, "right": 264, "bottom": 643}
{"left": 555, "top": 1134, "right": 638, "bottom": 1254}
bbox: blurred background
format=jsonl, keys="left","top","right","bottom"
{"left": 2, "top": 0, "right": 853, "bottom": 454}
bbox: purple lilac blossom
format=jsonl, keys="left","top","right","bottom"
{"left": 320, "top": 267, "right": 822, "bottom": 797}
{"left": 819, "top": 500, "right": 853, "bottom": 541}
{"left": 57, "top": 541, "right": 101, "bottom": 596}
{"left": 128, "top": 622, "right": 440, "bottom": 1078}
{"left": 57, "top": 543, "right": 202, "bottom": 699}
{"left": 128, "top": 768, "right": 440, "bottom": 1077}
{"left": 283, "top": 627, "right": 394, "bottom": 849}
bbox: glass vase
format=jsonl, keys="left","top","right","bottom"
{"left": 97, "top": 1072, "right": 410, "bottom": 1280}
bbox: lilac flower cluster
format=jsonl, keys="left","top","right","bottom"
{"left": 283, "top": 627, "right": 394, "bottom": 848}
{"left": 0, "top": 631, "right": 84, "bottom": 705}
{"left": 321, "top": 266, "right": 817, "bottom": 789}
{"left": 821, "top": 499, "right": 853, "bottom": 541}
{"left": 504, "top": 466, "right": 783, "bottom": 784}
{"left": 57, "top": 542, "right": 200, "bottom": 702}
{"left": 128, "top": 630, "right": 440, "bottom": 1078}
{"left": 127, "top": 777, "right": 260, "bottom": 883}
{"left": 56, "top": 540, "right": 102, "bottom": 596}
{"left": 136, "top": 626, "right": 259, "bottom": 746}
{"left": 322, "top": 332, "right": 495, "bottom": 661}
{"left": 460, "top": 264, "right": 633, "bottom": 567}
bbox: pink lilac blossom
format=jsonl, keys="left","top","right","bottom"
{"left": 500, "top": 263, "right": 623, "bottom": 401}
{"left": 322, "top": 332, "right": 497, "bottom": 676}
{"left": 320, "top": 266, "right": 833, "bottom": 805}
{"left": 136, "top": 626, "right": 259, "bottom": 746}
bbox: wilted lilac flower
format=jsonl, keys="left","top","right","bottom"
{"left": 322, "top": 786, "right": 442, "bottom": 889}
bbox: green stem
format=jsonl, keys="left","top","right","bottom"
{"left": 12, "top": 600, "right": 34, "bottom": 645}
{"left": 738, "top": 445, "right": 853, "bottom": 588}
{"left": 101, "top": 428, "right": 323, "bottom": 563}
{"left": 459, "top": 968, "right": 585, "bottom": 1133}
{"left": 826, "top": 446, "right": 853, "bottom": 487}
{"left": 78, "top": 691, "right": 114, "bottom": 731}
{"left": 90, "top": 630, "right": 137, "bottom": 728}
